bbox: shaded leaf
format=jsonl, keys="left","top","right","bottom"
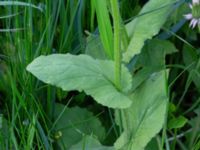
{"left": 131, "top": 39, "right": 177, "bottom": 91}
{"left": 70, "top": 135, "right": 114, "bottom": 150}
{"left": 0, "top": 115, "right": 9, "bottom": 149}
{"left": 145, "top": 137, "right": 160, "bottom": 150}
{"left": 182, "top": 44, "right": 200, "bottom": 91}
{"left": 136, "top": 39, "right": 177, "bottom": 69}
{"left": 182, "top": 44, "right": 198, "bottom": 66}
{"left": 53, "top": 104, "right": 105, "bottom": 149}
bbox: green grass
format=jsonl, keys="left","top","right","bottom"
{"left": 0, "top": 0, "right": 200, "bottom": 150}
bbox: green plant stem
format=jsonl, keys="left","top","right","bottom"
{"left": 110, "top": 0, "right": 121, "bottom": 90}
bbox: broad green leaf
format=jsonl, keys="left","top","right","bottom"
{"left": 93, "top": 0, "right": 113, "bottom": 59}
{"left": 27, "top": 54, "right": 132, "bottom": 108}
{"left": 131, "top": 39, "right": 177, "bottom": 91}
{"left": 131, "top": 68, "right": 152, "bottom": 92}
{"left": 114, "top": 71, "right": 168, "bottom": 150}
{"left": 136, "top": 39, "right": 177, "bottom": 69}
{"left": 168, "top": 116, "right": 188, "bottom": 129}
{"left": 70, "top": 135, "right": 114, "bottom": 150}
{"left": 53, "top": 104, "right": 106, "bottom": 149}
{"left": 169, "top": 2, "right": 189, "bottom": 24}
{"left": 123, "top": 0, "right": 174, "bottom": 63}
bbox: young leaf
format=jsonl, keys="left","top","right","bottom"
{"left": 168, "top": 116, "right": 188, "bottom": 129}
{"left": 114, "top": 71, "right": 168, "bottom": 150}
{"left": 27, "top": 54, "right": 132, "bottom": 109}
{"left": 123, "top": 0, "right": 175, "bottom": 63}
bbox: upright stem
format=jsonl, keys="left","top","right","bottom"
{"left": 110, "top": 0, "right": 121, "bottom": 90}
{"left": 198, "top": 25, "right": 200, "bottom": 33}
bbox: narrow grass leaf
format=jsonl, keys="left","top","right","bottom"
{"left": 0, "top": 28, "right": 24, "bottom": 32}
{"left": 0, "top": 1, "right": 44, "bottom": 12}
{"left": 0, "top": 12, "right": 22, "bottom": 19}
{"left": 36, "top": 121, "right": 50, "bottom": 150}
{"left": 93, "top": 0, "right": 114, "bottom": 59}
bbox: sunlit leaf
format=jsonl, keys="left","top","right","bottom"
{"left": 114, "top": 71, "right": 168, "bottom": 150}
{"left": 27, "top": 54, "right": 132, "bottom": 108}
{"left": 93, "top": 0, "right": 113, "bottom": 59}
{"left": 123, "top": 0, "right": 174, "bottom": 63}
{"left": 168, "top": 116, "right": 188, "bottom": 129}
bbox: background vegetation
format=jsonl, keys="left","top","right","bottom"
{"left": 0, "top": 0, "right": 200, "bottom": 150}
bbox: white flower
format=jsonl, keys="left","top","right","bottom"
{"left": 184, "top": 0, "right": 200, "bottom": 28}
{"left": 193, "top": 0, "right": 200, "bottom": 5}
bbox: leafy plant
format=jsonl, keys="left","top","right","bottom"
{"left": 1, "top": 0, "right": 199, "bottom": 149}
{"left": 26, "top": 0, "right": 174, "bottom": 149}
{"left": 27, "top": 54, "right": 132, "bottom": 109}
